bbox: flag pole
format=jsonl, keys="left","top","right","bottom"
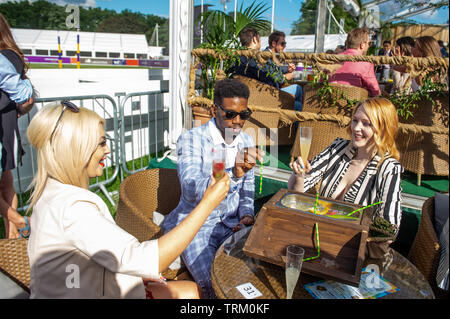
{"left": 271, "top": 0, "right": 275, "bottom": 32}
{"left": 76, "top": 28, "right": 80, "bottom": 69}
{"left": 57, "top": 30, "right": 62, "bottom": 69}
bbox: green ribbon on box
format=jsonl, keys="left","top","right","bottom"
{"left": 259, "top": 143, "right": 263, "bottom": 194}
{"left": 302, "top": 194, "right": 384, "bottom": 262}
{"left": 303, "top": 192, "right": 321, "bottom": 262}
{"left": 303, "top": 222, "right": 320, "bottom": 262}
{"left": 346, "top": 201, "right": 383, "bottom": 217}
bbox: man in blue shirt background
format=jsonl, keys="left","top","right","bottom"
{"left": 162, "top": 78, "right": 264, "bottom": 298}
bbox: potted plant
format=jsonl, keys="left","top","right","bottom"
{"left": 192, "top": 1, "right": 271, "bottom": 102}
{"left": 366, "top": 216, "right": 398, "bottom": 259}
{"left": 388, "top": 68, "right": 449, "bottom": 181}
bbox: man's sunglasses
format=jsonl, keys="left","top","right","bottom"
{"left": 50, "top": 100, "right": 80, "bottom": 141}
{"left": 215, "top": 104, "right": 252, "bottom": 120}
{"left": 280, "top": 41, "right": 287, "bottom": 46}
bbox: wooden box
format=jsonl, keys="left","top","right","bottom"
{"left": 243, "top": 189, "right": 371, "bottom": 287}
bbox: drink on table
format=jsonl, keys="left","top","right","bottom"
{"left": 286, "top": 266, "right": 301, "bottom": 299}
{"left": 285, "top": 245, "right": 305, "bottom": 299}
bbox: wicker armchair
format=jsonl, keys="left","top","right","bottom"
{"left": 233, "top": 75, "right": 296, "bottom": 146}
{"left": 408, "top": 196, "right": 448, "bottom": 299}
{"left": 190, "top": 74, "right": 298, "bottom": 146}
{"left": 396, "top": 93, "right": 449, "bottom": 182}
{"left": 290, "top": 83, "right": 369, "bottom": 161}
{"left": 0, "top": 238, "right": 30, "bottom": 294}
{"left": 115, "top": 168, "right": 188, "bottom": 279}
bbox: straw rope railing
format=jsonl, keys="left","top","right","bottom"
{"left": 188, "top": 96, "right": 448, "bottom": 135}
{"left": 191, "top": 48, "right": 449, "bottom": 80}
{"left": 262, "top": 104, "right": 447, "bottom": 135}
{"left": 188, "top": 49, "right": 449, "bottom": 137}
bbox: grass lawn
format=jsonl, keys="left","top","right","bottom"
{"left": 29, "top": 63, "right": 163, "bottom": 69}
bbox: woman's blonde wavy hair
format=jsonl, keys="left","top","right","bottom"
{"left": 26, "top": 102, "right": 104, "bottom": 212}
{"left": 347, "top": 97, "right": 400, "bottom": 165}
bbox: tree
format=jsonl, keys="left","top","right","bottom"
{"left": 290, "top": 0, "right": 358, "bottom": 35}
{"left": 0, "top": 1, "right": 169, "bottom": 48}
{"left": 96, "top": 15, "right": 148, "bottom": 34}
{"left": 196, "top": 1, "right": 271, "bottom": 99}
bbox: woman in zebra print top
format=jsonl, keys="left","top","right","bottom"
{"left": 288, "top": 97, "right": 403, "bottom": 230}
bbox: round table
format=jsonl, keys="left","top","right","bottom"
{"left": 211, "top": 227, "right": 435, "bottom": 299}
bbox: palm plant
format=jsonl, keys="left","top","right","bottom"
{"left": 196, "top": 1, "right": 271, "bottom": 100}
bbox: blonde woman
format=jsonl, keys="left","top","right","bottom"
{"left": 288, "top": 97, "right": 403, "bottom": 228}
{"left": 26, "top": 101, "right": 230, "bottom": 299}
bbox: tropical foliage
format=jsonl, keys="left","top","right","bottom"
{"left": 196, "top": 1, "right": 271, "bottom": 100}
{"left": 389, "top": 70, "right": 449, "bottom": 120}
{"left": 311, "top": 68, "right": 449, "bottom": 120}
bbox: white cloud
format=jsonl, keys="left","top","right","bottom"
{"left": 50, "top": 0, "right": 96, "bottom": 7}
{"left": 414, "top": 9, "right": 439, "bottom": 20}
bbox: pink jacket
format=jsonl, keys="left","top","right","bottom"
{"left": 329, "top": 49, "right": 381, "bottom": 97}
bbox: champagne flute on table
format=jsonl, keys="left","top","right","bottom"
{"left": 285, "top": 245, "right": 305, "bottom": 299}
{"left": 299, "top": 127, "right": 312, "bottom": 177}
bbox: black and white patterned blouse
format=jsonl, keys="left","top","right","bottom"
{"left": 304, "top": 138, "right": 403, "bottom": 227}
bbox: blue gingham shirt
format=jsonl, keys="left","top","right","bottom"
{"left": 0, "top": 52, "right": 33, "bottom": 104}
{"left": 163, "top": 119, "right": 255, "bottom": 231}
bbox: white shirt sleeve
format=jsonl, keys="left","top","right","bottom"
{"left": 61, "top": 200, "right": 160, "bottom": 280}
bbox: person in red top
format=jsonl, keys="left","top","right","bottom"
{"left": 329, "top": 27, "right": 381, "bottom": 97}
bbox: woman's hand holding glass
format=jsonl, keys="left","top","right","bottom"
{"left": 290, "top": 156, "right": 311, "bottom": 176}
{"left": 288, "top": 157, "right": 312, "bottom": 193}
{"left": 232, "top": 147, "right": 265, "bottom": 179}
{"left": 203, "top": 172, "right": 231, "bottom": 209}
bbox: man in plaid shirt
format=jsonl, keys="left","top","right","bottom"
{"left": 162, "top": 79, "right": 264, "bottom": 298}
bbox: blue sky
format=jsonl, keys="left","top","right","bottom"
{"left": 94, "top": 1, "right": 449, "bottom": 35}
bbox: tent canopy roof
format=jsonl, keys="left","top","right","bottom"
{"left": 361, "top": 0, "right": 447, "bottom": 24}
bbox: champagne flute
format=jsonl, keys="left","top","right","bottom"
{"left": 299, "top": 127, "right": 312, "bottom": 177}
{"left": 285, "top": 245, "right": 305, "bottom": 299}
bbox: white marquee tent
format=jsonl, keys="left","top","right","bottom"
{"left": 11, "top": 28, "right": 164, "bottom": 59}
{"left": 261, "top": 34, "right": 347, "bottom": 53}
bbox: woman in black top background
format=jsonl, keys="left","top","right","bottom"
{"left": 0, "top": 12, "right": 35, "bottom": 238}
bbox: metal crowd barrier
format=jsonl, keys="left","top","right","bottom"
{"left": 119, "top": 89, "right": 169, "bottom": 176}
{"left": 14, "top": 95, "right": 120, "bottom": 208}
{"left": 13, "top": 89, "right": 169, "bottom": 211}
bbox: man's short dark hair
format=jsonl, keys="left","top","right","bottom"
{"left": 240, "top": 27, "right": 260, "bottom": 47}
{"left": 214, "top": 78, "right": 250, "bottom": 106}
{"left": 383, "top": 40, "right": 391, "bottom": 45}
{"left": 268, "top": 31, "right": 285, "bottom": 48}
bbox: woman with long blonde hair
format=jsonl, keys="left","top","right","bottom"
{"left": 288, "top": 97, "right": 403, "bottom": 228}
{"left": 0, "top": 12, "right": 34, "bottom": 239}
{"left": 26, "top": 101, "right": 230, "bottom": 299}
